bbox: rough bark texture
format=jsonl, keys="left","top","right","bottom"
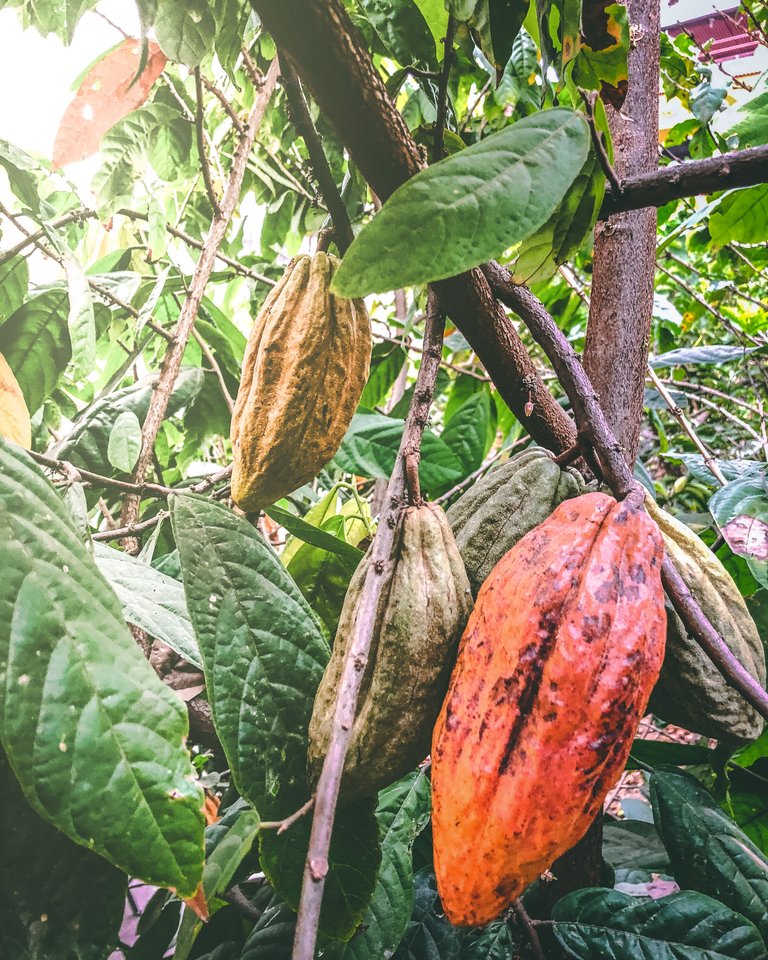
{"left": 250, "top": 0, "right": 577, "bottom": 455}
{"left": 583, "top": 0, "right": 661, "bottom": 466}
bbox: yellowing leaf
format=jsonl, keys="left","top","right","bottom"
{"left": 0, "top": 353, "right": 31, "bottom": 448}
{"left": 53, "top": 39, "right": 167, "bottom": 169}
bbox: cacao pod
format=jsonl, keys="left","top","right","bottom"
{"left": 645, "top": 495, "right": 765, "bottom": 743}
{"left": 230, "top": 253, "right": 371, "bottom": 510}
{"left": 308, "top": 502, "right": 472, "bottom": 803}
{"left": 432, "top": 491, "right": 666, "bottom": 926}
{"left": 446, "top": 446, "right": 584, "bottom": 595}
{"left": 0, "top": 353, "right": 31, "bottom": 449}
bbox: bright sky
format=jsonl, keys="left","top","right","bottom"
{"left": 0, "top": 2, "right": 140, "bottom": 160}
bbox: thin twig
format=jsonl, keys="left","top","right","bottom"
{"left": 200, "top": 74, "right": 244, "bottom": 133}
{"left": 513, "top": 899, "right": 547, "bottom": 960}
{"left": 192, "top": 327, "right": 236, "bottom": 414}
{"left": 119, "top": 59, "right": 279, "bottom": 551}
{"left": 92, "top": 511, "right": 169, "bottom": 542}
{"left": 260, "top": 797, "right": 315, "bottom": 834}
{"left": 292, "top": 293, "right": 446, "bottom": 960}
{"left": 0, "top": 208, "right": 92, "bottom": 266}
{"left": 580, "top": 89, "right": 622, "bottom": 196}
{"left": 219, "top": 886, "right": 264, "bottom": 923}
{"left": 461, "top": 76, "right": 492, "bottom": 132}
{"left": 194, "top": 68, "right": 222, "bottom": 217}
{"left": 433, "top": 16, "right": 456, "bottom": 162}
{"left": 434, "top": 445, "right": 509, "bottom": 504}
{"left": 485, "top": 261, "right": 768, "bottom": 724}
{"left": 279, "top": 55, "right": 355, "bottom": 252}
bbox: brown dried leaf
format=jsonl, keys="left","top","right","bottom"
{"left": 53, "top": 39, "right": 167, "bottom": 169}
{"left": 723, "top": 514, "right": 768, "bottom": 561}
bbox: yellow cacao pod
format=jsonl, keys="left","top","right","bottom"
{"left": 645, "top": 495, "right": 766, "bottom": 743}
{"left": 308, "top": 503, "right": 472, "bottom": 803}
{"left": 230, "top": 253, "right": 371, "bottom": 510}
{"left": 0, "top": 353, "right": 31, "bottom": 448}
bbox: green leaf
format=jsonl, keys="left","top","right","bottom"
{"left": 691, "top": 77, "right": 729, "bottom": 124}
{"left": 107, "top": 409, "right": 143, "bottom": 473}
{"left": 489, "top": 0, "right": 530, "bottom": 71}
{"left": 0, "top": 255, "right": 29, "bottom": 324}
{"left": 212, "top": 0, "right": 252, "bottom": 81}
{"left": 571, "top": 3, "right": 629, "bottom": 92}
{"left": 335, "top": 413, "right": 465, "bottom": 492}
{"left": 0, "top": 289, "right": 71, "bottom": 414}
{"left": 651, "top": 768, "right": 768, "bottom": 942}
{"left": 63, "top": 257, "right": 96, "bottom": 377}
{"left": 0, "top": 441, "right": 205, "bottom": 895}
{"left": 628, "top": 739, "right": 715, "bottom": 770}
{"left": 0, "top": 139, "right": 40, "bottom": 210}
{"left": 553, "top": 887, "right": 765, "bottom": 959}
{"left": 360, "top": 342, "right": 407, "bottom": 410}
{"left": 169, "top": 494, "right": 329, "bottom": 817}
{"left": 93, "top": 543, "right": 202, "bottom": 669}
{"left": 0, "top": 749, "right": 126, "bottom": 960}
{"left": 413, "top": 0, "right": 449, "bottom": 55}
{"left": 266, "top": 503, "right": 366, "bottom": 567}
{"left": 392, "top": 868, "right": 463, "bottom": 960}
{"left": 441, "top": 389, "right": 492, "bottom": 472}
{"left": 649, "top": 344, "right": 763, "bottom": 368}
{"left": 462, "top": 921, "right": 515, "bottom": 959}
{"left": 51, "top": 367, "right": 204, "bottom": 475}
{"left": 154, "top": 0, "right": 216, "bottom": 66}
{"left": 731, "top": 90, "right": 768, "bottom": 148}
{"left": 602, "top": 821, "right": 671, "bottom": 883}
{"left": 240, "top": 887, "right": 297, "bottom": 957}
{"left": 324, "top": 772, "right": 432, "bottom": 959}
{"left": 260, "top": 796, "right": 381, "bottom": 942}
{"left": 360, "top": 0, "right": 437, "bottom": 66}
{"left": 332, "top": 108, "right": 590, "bottom": 296}
{"left": 709, "top": 475, "right": 768, "bottom": 589}
{"left": 493, "top": 26, "right": 540, "bottom": 110}
{"left": 710, "top": 185, "right": 768, "bottom": 246}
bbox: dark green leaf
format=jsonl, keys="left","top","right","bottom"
{"left": 0, "top": 442, "right": 205, "bottom": 894}
{"left": 240, "top": 888, "right": 296, "bottom": 958}
{"left": 553, "top": 887, "right": 765, "bottom": 959}
{"left": 360, "top": 0, "right": 437, "bottom": 66}
{"left": 392, "top": 868, "right": 463, "bottom": 960}
{"left": 602, "top": 820, "right": 671, "bottom": 883}
{"left": 461, "top": 921, "right": 515, "bottom": 959}
{"left": 441, "top": 389, "right": 492, "bottom": 473}
{"left": 360, "top": 342, "right": 408, "bottom": 410}
{"left": 332, "top": 109, "right": 589, "bottom": 296}
{"left": 651, "top": 768, "right": 768, "bottom": 941}
{"left": 628, "top": 740, "right": 715, "bottom": 770}
{"left": 170, "top": 494, "right": 329, "bottom": 817}
{"left": 489, "top": 0, "right": 529, "bottom": 72}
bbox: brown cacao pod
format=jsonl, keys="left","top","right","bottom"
{"left": 308, "top": 502, "right": 472, "bottom": 803}
{"left": 446, "top": 446, "right": 584, "bottom": 595}
{"left": 645, "top": 495, "right": 766, "bottom": 743}
{"left": 230, "top": 253, "right": 371, "bottom": 510}
{"left": 0, "top": 353, "right": 31, "bottom": 448}
{"left": 432, "top": 491, "right": 666, "bottom": 926}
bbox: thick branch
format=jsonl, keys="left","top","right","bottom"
{"left": 119, "top": 60, "right": 279, "bottom": 546}
{"left": 486, "top": 261, "right": 768, "bottom": 724}
{"left": 292, "top": 295, "right": 446, "bottom": 960}
{"left": 600, "top": 144, "right": 768, "bottom": 218}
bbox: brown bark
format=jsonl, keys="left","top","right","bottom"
{"left": 250, "top": 0, "right": 577, "bottom": 454}
{"left": 583, "top": 0, "right": 661, "bottom": 467}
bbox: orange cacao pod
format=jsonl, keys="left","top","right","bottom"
{"left": 431, "top": 491, "right": 667, "bottom": 926}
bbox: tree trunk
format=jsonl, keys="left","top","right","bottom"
{"left": 583, "top": 0, "right": 661, "bottom": 467}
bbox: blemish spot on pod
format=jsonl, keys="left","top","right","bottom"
{"left": 644, "top": 494, "right": 766, "bottom": 743}
{"left": 446, "top": 446, "right": 584, "bottom": 595}
{"left": 308, "top": 502, "right": 473, "bottom": 803}
{"left": 230, "top": 252, "right": 371, "bottom": 511}
{"left": 0, "top": 353, "right": 32, "bottom": 448}
{"left": 431, "top": 491, "right": 667, "bottom": 927}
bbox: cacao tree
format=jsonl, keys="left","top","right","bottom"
{"left": 0, "top": 1, "right": 767, "bottom": 959}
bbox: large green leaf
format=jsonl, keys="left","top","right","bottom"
{"left": 360, "top": 0, "right": 437, "bottom": 66}
{"left": 731, "top": 90, "right": 768, "bottom": 148}
{"left": 441, "top": 389, "right": 492, "bottom": 473}
{"left": 571, "top": 2, "right": 629, "bottom": 92}
{"left": 50, "top": 367, "right": 204, "bottom": 475}
{"left": 0, "top": 254, "right": 29, "bottom": 324}
{"left": 153, "top": 0, "right": 216, "bottom": 66}
{"left": 553, "top": 887, "right": 765, "bottom": 959}
{"left": 710, "top": 185, "right": 768, "bottom": 246}
{"left": 392, "top": 868, "right": 463, "bottom": 960}
{"left": 651, "top": 768, "right": 768, "bottom": 941}
{"left": 0, "top": 749, "right": 126, "bottom": 960}
{"left": 169, "top": 494, "right": 329, "bottom": 817}
{"left": 93, "top": 543, "right": 202, "bottom": 669}
{"left": 0, "top": 441, "right": 205, "bottom": 895}
{"left": 332, "top": 108, "right": 589, "bottom": 296}
{"left": 325, "top": 772, "right": 432, "bottom": 959}
{"left": 602, "top": 820, "right": 671, "bottom": 884}
{"left": 260, "top": 797, "right": 382, "bottom": 942}
{"left": 709, "top": 475, "right": 768, "bottom": 589}
{"left": 240, "top": 887, "right": 297, "bottom": 958}
{"left": 0, "top": 289, "right": 71, "bottom": 413}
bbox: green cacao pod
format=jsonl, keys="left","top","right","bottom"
{"left": 230, "top": 253, "right": 371, "bottom": 510}
{"left": 446, "top": 446, "right": 584, "bottom": 594}
{"left": 308, "top": 502, "right": 472, "bottom": 802}
{"left": 645, "top": 494, "right": 766, "bottom": 743}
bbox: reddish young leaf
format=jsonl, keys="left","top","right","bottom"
{"left": 53, "top": 39, "right": 167, "bottom": 169}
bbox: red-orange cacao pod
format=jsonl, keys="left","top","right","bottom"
{"left": 431, "top": 491, "right": 667, "bottom": 926}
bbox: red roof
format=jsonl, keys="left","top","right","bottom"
{"left": 666, "top": 7, "right": 758, "bottom": 63}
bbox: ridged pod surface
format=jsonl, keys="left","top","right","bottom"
{"left": 308, "top": 503, "right": 472, "bottom": 803}
{"left": 0, "top": 353, "right": 31, "bottom": 448}
{"left": 230, "top": 253, "right": 371, "bottom": 510}
{"left": 446, "top": 447, "right": 584, "bottom": 594}
{"left": 645, "top": 495, "right": 765, "bottom": 743}
{"left": 432, "top": 492, "right": 667, "bottom": 926}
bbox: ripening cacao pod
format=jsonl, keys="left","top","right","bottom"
{"left": 446, "top": 446, "right": 584, "bottom": 594}
{"left": 0, "top": 353, "right": 31, "bottom": 448}
{"left": 308, "top": 502, "right": 472, "bottom": 803}
{"left": 644, "top": 495, "right": 766, "bottom": 743}
{"left": 432, "top": 491, "right": 666, "bottom": 926}
{"left": 230, "top": 253, "right": 371, "bottom": 510}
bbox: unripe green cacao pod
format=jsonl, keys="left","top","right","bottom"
{"left": 230, "top": 253, "right": 371, "bottom": 511}
{"left": 446, "top": 447, "right": 584, "bottom": 594}
{"left": 308, "top": 502, "right": 472, "bottom": 802}
{"left": 645, "top": 495, "right": 766, "bottom": 743}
